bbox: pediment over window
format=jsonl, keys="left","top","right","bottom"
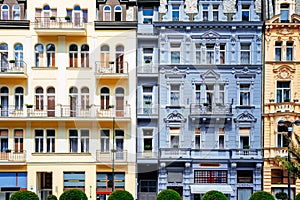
{"left": 202, "top": 69, "right": 220, "bottom": 80}
{"left": 201, "top": 30, "right": 220, "bottom": 39}
{"left": 266, "top": 14, "right": 280, "bottom": 23}
{"left": 273, "top": 65, "right": 295, "bottom": 80}
{"left": 234, "top": 111, "right": 256, "bottom": 122}
{"left": 164, "top": 110, "right": 186, "bottom": 122}
{"left": 291, "top": 14, "right": 300, "bottom": 23}
{"left": 232, "top": 66, "right": 260, "bottom": 78}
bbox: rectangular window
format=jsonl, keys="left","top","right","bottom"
{"left": 140, "top": 180, "right": 156, "bottom": 192}
{"left": 271, "top": 169, "right": 295, "bottom": 184}
{"left": 80, "top": 130, "right": 89, "bottom": 153}
{"left": 237, "top": 188, "right": 252, "bottom": 200}
{"left": 143, "top": 47, "right": 153, "bottom": 65}
{"left": 203, "top": 5, "right": 208, "bottom": 21}
{"left": 170, "top": 127, "right": 180, "bottom": 148}
{"left": 143, "top": 7, "right": 153, "bottom": 24}
{"left": 213, "top": 5, "right": 219, "bottom": 21}
{"left": 0, "top": 129, "right": 8, "bottom": 152}
{"left": 172, "top": 5, "right": 180, "bottom": 21}
{"left": 277, "top": 82, "right": 290, "bottom": 103}
{"left": 220, "top": 44, "right": 226, "bottom": 64}
{"left": 64, "top": 172, "right": 85, "bottom": 189}
{"left": 195, "top": 128, "right": 201, "bottom": 149}
{"left": 194, "top": 170, "right": 227, "bottom": 183}
{"left": 206, "top": 44, "right": 214, "bottom": 64}
{"left": 96, "top": 172, "right": 125, "bottom": 190}
{"left": 237, "top": 171, "right": 253, "bottom": 183}
{"left": 46, "top": 130, "right": 55, "bottom": 153}
{"left": 275, "top": 41, "right": 282, "bottom": 61}
{"left": 205, "top": 84, "right": 214, "bottom": 104}
{"left": 195, "top": 84, "right": 201, "bottom": 104}
{"left": 143, "top": 86, "right": 153, "bottom": 114}
{"left": 286, "top": 41, "right": 293, "bottom": 61}
{"left": 170, "top": 84, "right": 180, "bottom": 105}
{"left": 35, "top": 129, "right": 44, "bottom": 153}
{"left": 14, "top": 129, "right": 23, "bottom": 152}
{"left": 219, "top": 128, "right": 224, "bottom": 149}
{"left": 219, "top": 84, "right": 224, "bottom": 104}
{"left": 242, "top": 5, "right": 250, "bottom": 21}
{"left": 239, "top": 128, "right": 250, "bottom": 149}
{"left": 277, "top": 133, "right": 289, "bottom": 147}
{"left": 195, "top": 44, "right": 201, "bottom": 64}
{"left": 240, "top": 43, "right": 251, "bottom": 64}
{"left": 143, "top": 129, "right": 153, "bottom": 151}
{"left": 170, "top": 43, "right": 181, "bottom": 64}
{"left": 240, "top": 84, "right": 250, "bottom": 106}
{"left": 69, "top": 130, "right": 78, "bottom": 153}
{"left": 280, "top": 4, "right": 289, "bottom": 22}
{"left": 100, "top": 130, "right": 110, "bottom": 152}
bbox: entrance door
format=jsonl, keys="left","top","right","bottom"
{"left": 38, "top": 172, "right": 53, "bottom": 200}
{"left": 47, "top": 88, "right": 55, "bottom": 117}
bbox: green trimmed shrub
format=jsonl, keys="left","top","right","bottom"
{"left": 108, "top": 190, "right": 134, "bottom": 200}
{"left": 9, "top": 190, "right": 39, "bottom": 200}
{"left": 47, "top": 194, "right": 58, "bottom": 200}
{"left": 202, "top": 190, "right": 227, "bottom": 200}
{"left": 156, "top": 189, "right": 181, "bottom": 200}
{"left": 275, "top": 192, "right": 287, "bottom": 200}
{"left": 249, "top": 191, "right": 275, "bottom": 200}
{"left": 295, "top": 193, "right": 300, "bottom": 200}
{"left": 59, "top": 189, "right": 88, "bottom": 200}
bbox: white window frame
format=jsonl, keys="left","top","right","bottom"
{"left": 100, "top": 129, "right": 110, "bottom": 152}
{"left": 170, "top": 84, "right": 180, "bottom": 105}
{"left": 142, "top": 7, "right": 153, "bottom": 24}
{"left": 241, "top": 4, "right": 250, "bottom": 21}
{"left": 80, "top": 129, "right": 89, "bottom": 153}
{"left": 240, "top": 43, "right": 251, "bottom": 64}
{"left": 239, "top": 84, "right": 250, "bottom": 106}
{"left": 194, "top": 128, "right": 201, "bottom": 149}
{"left": 170, "top": 43, "right": 181, "bottom": 64}
{"left": 1, "top": 4, "right": 9, "bottom": 20}
{"left": 195, "top": 84, "right": 201, "bottom": 104}
{"left": 212, "top": 4, "right": 219, "bottom": 21}
{"left": 143, "top": 129, "right": 153, "bottom": 151}
{"left": 143, "top": 47, "right": 154, "bottom": 65}
{"left": 12, "top": 5, "right": 20, "bottom": 20}
{"left": 103, "top": 6, "right": 111, "bottom": 21}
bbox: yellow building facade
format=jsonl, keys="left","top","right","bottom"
{"left": 263, "top": 0, "right": 300, "bottom": 197}
{"left": 0, "top": 0, "right": 136, "bottom": 199}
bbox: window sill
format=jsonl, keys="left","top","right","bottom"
{"left": 31, "top": 66, "right": 58, "bottom": 70}
{"left": 165, "top": 105, "right": 185, "bottom": 109}
{"left": 235, "top": 105, "right": 255, "bottom": 109}
{"left": 32, "top": 152, "right": 91, "bottom": 156}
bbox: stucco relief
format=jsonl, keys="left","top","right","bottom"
{"left": 255, "top": 0, "right": 261, "bottom": 13}
{"left": 273, "top": 65, "right": 295, "bottom": 80}
{"left": 276, "top": 27, "right": 294, "bottom": 35}
{"left": 126, "top": 7, "right": 134, "bottom": 21}
{"left": 222, "top": 0, "right": 236, "bottom": 13}
{"left": 159, "top": 0, "right": 167, "bottom": 13}
{"left": 184, "top": 0, "right": 197, "bottom": 13}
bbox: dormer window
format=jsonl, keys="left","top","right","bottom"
{"left": 1, "top": 5, "right": 9, "bottom": 20}
{"left": 114, "top": 6, "right": 122, "bottom": 21}
{"left": 242, "top": 5, "right": 250, "bottom": 21}
{"left": 172, "top": 5, "right": 179, "bottom": 21}
{"left": 280, "top": 4, "right": 289, "bottom": 22}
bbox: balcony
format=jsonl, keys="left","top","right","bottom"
{"left": 137, "top": 151, "right": 158, "bottom": 160}
{"left": 94, "top": 21, "right": 137, "bottom": 30}
{"left": 0, "top": 61, "right": 27, "bottom": 78}
{"left": 95, "top": 61, "right": 128, "bottom": 79}
{"left": 30, "top": 152, "right": 92, "bottom": 163}
{"left": 137, "top": 65, "right": 158, "bottom": 77}
{"left": 264, "top": 147, "right": 288, "bottom": 158}
{"left": 0, "top": 20, "right": 30, "bottom": 29}
{"left": 0, "top": 151, "right": 26, "bottom": 162}
{"left": 191, "top": 149, "right": 230, "bottom": 160}
{"left": 137, "top": 106, "right": 158, "bottom": 118}
{"left": 96, "top": 150, "right": 127, "bottom": 163}
{"left": 231, "top": 149, "right": 262, "bottom": 160}
{"left": 34, "top": 17, "right": 86, "bottom": 36}
{"left": 264, "top": 102, "right": 300, "bottom": 114}
{"left": 160, "top": 148, "right": 191, "bottom": 159}
{"left": 190, "top": 103, "right": 232, "bottom": 116}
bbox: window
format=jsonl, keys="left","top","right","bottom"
{"left": 96, "top": 173, "right": 125, "bottom": 190}
{"left": 143, "top": 86, "right": 153, "bottom": 114}
{"left": 194, "top": 170, "right": 227, "bottom": 183}
{"left": 213, "top": 5, "right": 218, "bottom": 21}
{"left": 202, "top": 4, "right": 208, "bottom": 21}
{"left": 240, "top": 84, "right": 250, "bottom": 106}
{"left": 15, "top": 87, "right": 24, "bottom": 110}
{"left": 237, "top": 171, "right": 253, "bottom": 183}
{"left": 0, "top": 87, "right": 9, "bottom": 116}
{"left": 195, "top": 128, "right": 201, "bottom": 149}
{"left": 115, "top": 130, "right": 124, "bottom": 160}
{"left": 271, "top": 169, "right": 295, "bottom": 184}
{"left": 170, "top": 84, "right": 180, "bottom": 105}
{"left": 240, "top": 43, "right": 250, "bottom": 64}
{"left": 143, "top": 47, "right": 153, "bottom": 65}
{"left": 280, "top": 4, "right": 289, "bottom": 22}
{"left": 206, "top": 44, "right": 215, "bottom": 64}
{"left": 14, "top": 129, "right": 23, "bottom": 152}
{"left": 237, "top": 188, "right": 252, "bottom": 200}
{"left": 170, "top": 127, "right": 180, "bottom": 148}
{"left": 46, "top": 44, "right": 55, "bottom": 67}
{"left": 69, "top": 44, "right": 78, "bottom": 67}
{"left": 100, "top": 130, "right": 110, "bottom": 152}
{"left": 13, "top": 5, "right": 20, "bottom": 20}
{"left": 0, "top": 43, "right": 8, "bottom": 72}
{"left": 0, "top": 129, "right": 8, "bottom": 152}
{"left": 73, "top": 6, "right": 82, "bottom": 26}
{"left": 242, "top": 5, "right": 250, "bottom": 21}
{"left": 64, "top": 172, "right": 85, "bottom": 189}
{"left": 69, "top": 129, "right": 89, "bottom": 153}
{"left": 114, "top": 6, "right": 122, "bottom": 21}
{"left": 219, "top": 85, "right": 224, "bottom": 104}
{"left": 115, "top": 87, "right": 124, "bottom": 117}
{"left": 143, "top": 129, "right": 153, "bottom": 151}
{"left": 100, "top": 87, "right": 110, "bottom": 110}
{"left": 172, "top": 5, "right": 179, "bottom": 21}
{"left": 277, "top": 132, "right": 289, "bottom": 148}
{"left": 115, "top": 45, "right": 124, "bottom": 73}
{"left": 81, "top": 44, "right": 89, "bottom": 68}
{"left": 42, "top": 5, "right": 51, "bottom": 27}
{"left": 14, "top": 43, "right": 23, "bottom": 67}
{"left": 140, "top": 180, "right": 156, "bottom": 192}
{"left": 275, "top": 42, "right": 282, "bottom": 61}
{"left": 239, "top": 128, "right": 250, "bottom": 149}
{"left": 35, "top": 44, "right": 44, "bottom": 67}
{"left": 80, "top": 87, "right": 89, "bottom": 110}
{"left": 143, "top": 7, "right": 153, "bottom": 24}
{"left": 205, "top": 84, "right": 214, "bottom": 104}
{"left": 69, "top": 130, "right": 78, "bottom": 153}
{"left": 286, "top": 41, "right": 293, "bottom": 61}
{"left": 170, "top": 43, "right": 180, "bottom": 64}
{"left": 277, "top": 82, "right": 290, "bottom": 103}
{"left": 35, "top": 129, "right": 44, "bottom": 152}
{"left": 80, "top": 130, "right": 89, "bottom": 153}
{"left": 219, "top": 128, "right": 224, "bottom": 149}
{"left": 195, "top": 44, "right": 201, "bottom": 64}
{"left": 69, "top": 87, "right": 78, "bottom": 117}
{"left": 195, "top": 84, "right": 201, "bottom": 104}
{"left": 35, "top": 87, "right": 44, "bottom": 110}
{"left": 1, "top": 5, "right": 9, "bottom": 20}
{"left": 46, "top": 130, "right": 55, "bottom": 152}
{"left": 220, "top": 44, "right": 226, "bottom": 64}
{"left": 100, "top": 45, "right": 110, "bottom": 70}
{"left": 103, "top": 6, "right": 111, "bottom": 21}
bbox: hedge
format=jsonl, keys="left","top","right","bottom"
{"left": 9, "top": 190, "right": 39, "bottom": 200}
{"left": 107, "top": 190, "right": 134, "bottom": 200}
{"left": 249, "top": 191, "right": 275, "bottom": 200}
{"left": 156, "top": 189, "right": 181, "bottom": 200}
{"left": 202, "top": 190, "right": 227, "bottom": 200}
{"left": 59, "top": 189, "right": 88, "bottom": 200}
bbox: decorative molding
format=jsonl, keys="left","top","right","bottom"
{"left": 276, "top": 27, "right": 294, "bottom": 35}
{"left": 202, "top": 69, "right": 220, "bottom": 80}
{"left": 232, "top": 67, "right": 260, "bottom": 78}
{"left": 164, "top": 110, "right": 186, "bottom": 122}
{"left": 234, "top": 111, "right": 257, "bottom": 122}
{"left": 273, "top": 65, "right": 295, "bottom": 80}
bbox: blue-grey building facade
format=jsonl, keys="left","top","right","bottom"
{"left": 137, "top": 0, "right": 263, "bottom": 199}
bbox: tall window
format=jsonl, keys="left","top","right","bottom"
{"left": 219, "top": 84, "right": 225, "bottom": 104}
{"left": 73, "top": 6, "right": 82, "bottom": 26}
{"left": 69, "top": 129, "right": 89, "bottom": 153}
{"left": 15, "top": 87, "right": 24, "bottom": 110}
{"left": 35, "top": 129, "right": 44, "bottom": 153}
{"left": 275, "top": 41, "right": 282, "bottom": 61}
{"left": 0, "top": 129, "right": 8, "bottom": 152}
{"left": 240, "top": 84, "right": 250, "bottom": 106}
{"left": 13, "top": 5, "right": 20, "bottom": 20}
{"left": 143, "top": 86, "right": 153, "bottom": 114}
{"left": 69, "top": 130, "right": 78, "bottom": 153}
{"left": 239, "top": 128, "right": 250, "bottom": 149}
{"left": 100, "top": 87, "right": 110, "bottom": 110}
{"left": 14, "top": 43, "right": 23, "bottom": 67}
{"left": 115, "top": 130, "right": 124, "bottom": 159}
{"left": 195, "top": 44, "right": 201, "bottom": 64}
{"left": 100, "top": 45, "right": 110, "bottom": 69}
{"left": 170, "top": 84, "right": 180, "bottom": 105}
{"left": 35, "top": 87, "right": 44, "bottom": 110}
{"left": 100, "top": 130, "right": 110, "bottom": 152}
{"left": 114, "top": 6, "right": 122, "bottom": 21}
{"left": 35, "top": 44, "right": 44, "bottom": 67}
{"left": 103, "top": 6, "right": 111, "bottom": 21}
{"left": 46, "top": 130, "right": 55, "bottom": 152}
{"left": 172, "top": 5, "right": 179, "bottom": 21}
{"left": 280, "top": 4, "right": 289, "bottom": 22}
{"left": 143, "top": 129, "right": 153, "bottom": 151}
{"left": 170, "top": 43, "right": 180, "bottom": 64}
{"left": 277, "top": 82, "right": 290, "bottom": 103}
{"left": 202, "top": 4, "right": 208, "bottom": 21}
{"left": 143, "top": 7, "right": 153, "bottom": 24}
{"left": 0, "top": 87, "right": 9, "bottom": 116}
{"left": 205, "top": 84, "right": 214, "bottom": 104}
{"left": 195, "top": 128, "right": 201, "bottom": 149}
{"left": 219, "top": 128, "right": 225, "bottom": 149}
{"left": 14, "top": 129, "right": 23, "bottom": 152}
{"left": 195, "top": 84, "right": 201, "bottom": 103}
{"left": 1, "top": 5, "right": 9, "bottom": 20}
{"left": 240, "top": 43, "right": 250, "bottom": 64}
{"left": 0, "top": 43, "right": 8, "bottom": 71}
{"left": 206, "top": 44, "right": 215, "bottom": 64}
{"left": 242, "top": 5, "right": 250, "bottom": 21}
{"left": 69, "top": 87, "right": 78, "bottom": 117}
{"left": 69, "top": 44, "right": 78, "bottom": 67}
{"left": 220, "top": 44, "right": 226, "bottom": 64}
{"left": 143, "top": 47, "right": 153, "bottom": 65}
{"left": 213, "top": 5, "right": 219, "bottom": 21}
{"left": 81, "top": 44, "right": 89, "bottom": 68}
{"left": 286, "top": 41, "right": 293, "bottom": 61}
{"left": 80, "top": 87, "right": 89, "bottom": 109}
{"left": 170, "top": 127, "right": 180, "bottom": 148}
{"left": 115, "top": 45, "right": 124, "bottom": 73}
{"left": 194, "top": 170, "right": 227, "bottom": 183}
{"left": 80, "top": 130, "right": 89, "bottom": 153}
{"left": 46, "top": 44, "right": 55, "bottom": 67}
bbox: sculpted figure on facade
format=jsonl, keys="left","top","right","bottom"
{"left": 184, "top": 0, "right": 197, "bottom": 13}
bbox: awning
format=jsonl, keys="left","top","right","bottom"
{"left": 190, "top": 185, "right": 233, "bottom": 194}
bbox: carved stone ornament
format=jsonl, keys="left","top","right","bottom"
{"left": 159, "top": 0, "right": 167, "bottom": 13}
{"left": 273, "top": 65, "right": 295, "bottom": 80}
{"left": 222, "top": 0, "right": 236, "bottom": 13}
{"left": 164, "top": 110, "right": 186, "bottom": 122}
{"left": 184, "top": 0, "right": 198, "bottom": 13}
{"left": 234, "top": 111, "right": 257, "bottom": 122}
{"left": 277, "top": 28, "right": 294, "bottom": 35}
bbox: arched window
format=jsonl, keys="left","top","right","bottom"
{"left": 81, "top": 44, "right": 89, "bottom": 68}
{"left": 69, "top": 87, "right": 78, "bottom": 117}
{"left": 100, "top": 87, "right": 110, "bottom": 109}
{"left": 69, "top": 44, "right": 78, "bottom": 67}
{"left": 114, "top": 6, "right": 122, "bottom": 21}
{"left": 0, "top": 87, "right": 9, "bottom": 116}
{"left": 35, "top": 44, "right": 44, "bottom": 67}
{"left": 15, "top": 87, "right": 24, "bottom": 110}
{"left": 115, "top": 45, "right": 124, "bottom": 73}
{"left": 14, "top": 43, "right": 23, "bottom": 67}
{"left": 103, "top": 6, "right": 111, "bottom": 21}
{"left": 81, "top": 87, "right": 89, "bottom": 109}
{"left": 13, "top": 5, "right": 20, "bottom": 20}
{"left": 115, "top": 87, "right": 124, "bottom": 116}
{"left": 100, "top": 45, "right": 110, "bottom": 70}
{"left": 35, "top": 87, "right": 44, "bottom": 110}
{"left": 47, "top": 87, "right": 55, "bottom": 117}
{"left": 73, "top": 5, "right": 82, "bottom": 26}
{"left": 42, "top": 5, "right": 51, "bottom": 27}
{"left": 0, "top": 43, "right": 8, "bottom": 72}
{"left": 46, "top": 44, "right": 55, "bottom": 67}
{"left": 1, "top": 5, "right": 9, "bottom": 20}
